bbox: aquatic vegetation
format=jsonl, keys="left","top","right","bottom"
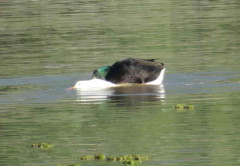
{"left": 57, "top": 164, "right": 79, "bottom": 166}
{"left": 123, "top": 160, "right": 134, "bottom": 165}
{"left": 106, "top": 156, "right": 118, "bottom": 161}
{"left": 106, "top": 155, "right": 148, "bottom": 162}
{"left": 32, "top": 143, "right": 54, "bottom": 149}
{"left": 175, "top": 104, "right": 194, "bottom": 111}
{"left": 132, "top": 155, "right": 148, "bottom": 161}
{"left": 117, "top": 155, "right": 148, "bottom": 165}
{"left": 80, "top": 154, "right": 148, "bottom": 165}
{"left": 94, "top": 153, "right": 106, "bottom": 160}
{"left": 123, "top": 160, "right": 141, "bottom": 166}
{"left": 31, "top": 143, "right": 148, "bottom": 165}
{"left": 79, "top": 155, "right": 94, "bottom": 160}
{"left": 80, "top": 154, "right": 106, "bottom": 160}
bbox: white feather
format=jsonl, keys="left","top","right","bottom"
{"left": 146, "top": 68, "right": 165, "bottom": 85}
{"left": 73, "top": 78, "right": 116, "bottom": 90}
{"left": 72, "top": 68, "right": 165, "bottom": 90}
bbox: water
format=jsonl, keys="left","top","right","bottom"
{"left": 0, "top": 0, "right": 240, "bottom": 166}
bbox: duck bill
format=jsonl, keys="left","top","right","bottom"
{"left": 67, "top": 86, "right": 76, "bottom": 90}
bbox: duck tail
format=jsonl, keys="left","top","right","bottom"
{"left": 140, "top": 59, "right": 157, "bottom": 62}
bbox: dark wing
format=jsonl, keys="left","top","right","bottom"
{"left": 105, "top": 58, "right": 164, "bottom": 84}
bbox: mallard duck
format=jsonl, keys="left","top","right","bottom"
{"left": 92, "top": 58, "right": 165, "bottom": 84}
{"left": 71, "top": 58, "right": 165, "bottom": 89}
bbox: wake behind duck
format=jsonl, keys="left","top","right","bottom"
{"left": 70, "top": 58, "right": 165, "bottom": 90}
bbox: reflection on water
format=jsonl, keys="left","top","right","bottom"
{"left": 74, "top": 88, "right": 114, "bottom": 104}
{"left": 75, "top": 84, "right": 165, "bottom": 106}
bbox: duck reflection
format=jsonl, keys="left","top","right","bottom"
{"left": 108, "top": 85, "right": 165, "bottom": 107}
{"left": 75, "top": 89, "right": 113, "bottom": 104}
{"left": 75, "top": 85, "right": 165, "bottom": 106}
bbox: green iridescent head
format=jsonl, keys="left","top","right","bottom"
{"left": 92, "top": 66, "right": 111, "bottom": 79}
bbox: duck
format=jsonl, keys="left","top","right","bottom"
{"left": 71, "top": 58, "right": 165, "bottom": 90}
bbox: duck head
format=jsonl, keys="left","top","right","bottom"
{"left": 92, "top": 66, "right": 111, "bottom": 79}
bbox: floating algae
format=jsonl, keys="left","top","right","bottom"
{"left": 106, "top": 156, "right": 118, "bottom": 161}
{"left": 175, "top": 104, "right": 194, "bottom": 111}
{"left": 116, "top": 155, "right": 148, "bottom": 165}
{"left": 132, "top": 155, "right": 148, "bottom": 161}
{"left": 79, "top": 155, "right": 95, "bottom": 160}
{"left": 80, "top": 154, "right": 148, "bottom": 165}
{"left": 94, "top": 154, "right": 106, "bottom": 160}
{"left": 80, "top": 154, "right": 106, "bottom": 160}
{"left": 123, "top": 160, "right": 142, "bottom": 166}
{"left": 32, "top": 143, "right": 54, "bottom": 149}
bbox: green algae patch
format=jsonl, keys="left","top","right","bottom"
{"left": 57, "top": 164, "right": 79, "bottom": 166}
{"left": 80, "top": 154, "right": 148, "bottom": 165}
{"left": 32, "top": 143, "right": 54, "bottom": 149}
{"left": 94, "top": 154, "right": 106, "bottom": 160}
{"left": 106, "top": 156, "right": 118, "bottom": 161}
{"left": 80, "top": 154, "right": 106, "bottom": 160}
{"left": 123, "top": 160, "right": 142, "bottom": 166}
{"left": 113, "top": 155, "right": 148, "bottom": 162}
{"left": 175, "top": 104, "right": 194, "bottom": 111}
{"left": 79, "top": 155, "right": 95, "bottom": 160}
{"left": 114, "top": 155, "right": 148, "bottom": 165}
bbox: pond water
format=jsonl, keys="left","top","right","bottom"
{"left": 0, "top": 0, "right": 240, "bottom": 166}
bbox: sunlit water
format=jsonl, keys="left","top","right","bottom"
{"left": 1, "top": 0, "right": 240, "bottom": 166}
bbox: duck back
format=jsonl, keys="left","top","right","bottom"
{"left": 105, "top": 58, "right": 164, "bottom": 84}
